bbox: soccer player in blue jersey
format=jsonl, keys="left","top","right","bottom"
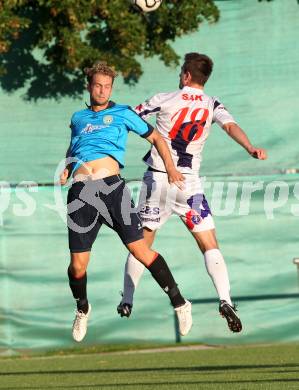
{"left": 59, "top": 62, "right": 192, "bottom": 342}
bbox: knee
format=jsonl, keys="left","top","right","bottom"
{"left": 195, "top": 232, "right": 218, "bottom": 253}
{"left": 69, "top": 256, "right": 88, "bottom": 278}
{"left": 127, "top": 242, "right": 154, "bottom": 265}
{"left": 129, "top": 247, "right": 142, "bottom": 261}
{"left": 69, "top": 263, "right": 86, "bottom": 278}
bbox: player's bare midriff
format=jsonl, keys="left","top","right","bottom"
{"left": 73, "top": 156, "right": 120, "bottom": 181}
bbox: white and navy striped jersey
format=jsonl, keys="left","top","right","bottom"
{"left": 135, "top": 86, "right": 236, "bottom": 174}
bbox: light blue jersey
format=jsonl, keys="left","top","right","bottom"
{"left": 69, "top": 101, "right": 153, "bottom": 173}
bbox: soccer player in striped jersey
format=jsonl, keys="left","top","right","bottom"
{"left": 117, "top": 53, "right": 267, "bottom": 332}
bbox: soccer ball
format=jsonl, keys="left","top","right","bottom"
{"left": 131, "top": 0, "right": 163, "bottom": 13}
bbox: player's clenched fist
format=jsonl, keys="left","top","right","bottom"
{"left": 247, "top": 146, "right": 268, "bottom": 160}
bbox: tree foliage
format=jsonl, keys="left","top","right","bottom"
{"left": 0, "top": 0, "right": 219, "bottom": 99}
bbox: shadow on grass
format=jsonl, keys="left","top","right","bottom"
{"left": 1, "top": 363, "right": 299, "bottom": 376}
{"left": 1, "top": 378, "right": 299, "bottom": 389}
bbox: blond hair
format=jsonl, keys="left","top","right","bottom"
{"left": 84, "top": 61, "right": 118, "bottom": 84}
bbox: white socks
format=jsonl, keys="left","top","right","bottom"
{"left": 122, "top": 248, "right": 233, "bottom": 307}
{"left": 121, "top": 253, "right": 145, "bottom": 305}
{"left": 204, "top": 249, "right": 232, "bottom": 306}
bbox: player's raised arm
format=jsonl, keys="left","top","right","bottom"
{"left": 222, "top": 122, "right": 267, "bottom": 160}
{"left": 212, "top": 98, "right": 267, "bottom": 160}
{"left": 146, "top": 129, "right": 185, "bottom": 188}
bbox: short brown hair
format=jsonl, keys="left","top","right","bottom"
{"left": 182, "top": 53, "right": 213, "bottom": 85}
{"left": 84, "top": 61, "right": 118, "bottom": 84}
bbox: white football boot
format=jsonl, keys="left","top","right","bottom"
{"left": 72, "top": 304, "right": 91, "bottom": 342}
{"left": 174, "top": 300, "right": 192, "bottom": 336}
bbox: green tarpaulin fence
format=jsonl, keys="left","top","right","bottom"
{"left": 0, "top": 0, "right": 299, "bottom": 353}
{"left": 0, "top": 175, "right": 298, "bottom": 352}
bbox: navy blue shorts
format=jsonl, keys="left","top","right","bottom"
{"left": 67, "top": 175, "right": 144, "bottom": 252}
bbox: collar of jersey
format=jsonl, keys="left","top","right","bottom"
{"left": 85, "top": 100, "right": 116, "bottom": 111}
{"left": 182, "top": 86, "right": 204, "bottom": 92}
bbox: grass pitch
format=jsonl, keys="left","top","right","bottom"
{"left": 0, "top": 344, "right": 299, "bottom": 389}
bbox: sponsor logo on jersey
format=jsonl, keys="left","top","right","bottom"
{"left": 81, "top": 123, "right": 102, "bottom": 133}
{"left": 182, "top": 93, "right": 203, "bottom": 101}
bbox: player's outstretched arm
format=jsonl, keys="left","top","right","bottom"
{"left": 146, "top": 129, "right": 185, "bottom": 188}
{"left": 223, "top": 122, "right": 267, "bottom": 160}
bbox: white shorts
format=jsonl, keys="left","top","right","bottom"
{"left": 138, "top": 170, "right": 215, "bottom": 233}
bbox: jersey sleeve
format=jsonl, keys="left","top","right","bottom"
{"left": 125, "top": 107, "right": 154, "bottom": 138}
{"left": 212, "top": 98, "right": 237, "bottom": 128}
{"left": 70, "top": 112, "right": 80, "bottom": 134}
{"left": 134, "top": 94, "right": 162, "bottom": 119}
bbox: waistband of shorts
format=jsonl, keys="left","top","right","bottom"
{"left": 147, "top": 167, "right": 167, "bottom": 173}
{"left": 71, "top": 174, "right": 123, "bottom": 187}
{"left": 147, "top": 166, "right": 196, "bottom": 176}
